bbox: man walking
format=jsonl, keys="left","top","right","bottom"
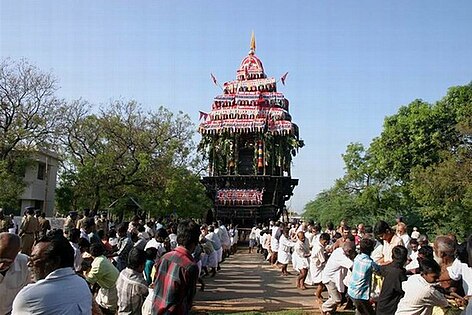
{"left": 152, "top": 219, "right": 200, "bottom": 314}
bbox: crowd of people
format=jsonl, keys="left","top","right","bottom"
{"left": 247, "top": 218, "right": 472, "bottom": 315}
{"left": 0, "top": 207, "right": 239, "bottom": 315}
{"left": 1, "top": 205, "right": 472, "bottom": 315}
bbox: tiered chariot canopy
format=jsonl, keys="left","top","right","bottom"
{"left": 198, "top": 34, "right": 299, "bottom": 138}
{"left": 199, "top": 33, "right": 302, "bottom": 223}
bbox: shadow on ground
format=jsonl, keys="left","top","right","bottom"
{"left": 193, "top": 249, "right": 355, "bottom": 314}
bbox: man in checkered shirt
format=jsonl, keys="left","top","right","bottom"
{"left": 152, "top": 220, "right": 200, "bottom": 314}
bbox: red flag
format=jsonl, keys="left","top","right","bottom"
{"left": 199, "top": 111, "right": 208, "bottom": 121}
{"left": 210, "top": 73, "right": 217, "bottom": 85}
{"left": 281, "top": 72, "right": 289, "bottom": 85}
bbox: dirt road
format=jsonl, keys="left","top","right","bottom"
{"left": 193, "top": 249, "right": 321, "bottom": 313}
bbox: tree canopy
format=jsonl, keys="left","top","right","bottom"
{"left": 0, "top": 58, "right": 211, "bottom": 219}
{"left": 304, "top": 82, "right": 472, "bottom": 239}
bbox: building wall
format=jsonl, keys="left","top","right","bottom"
{"left": 19, "top": 151, "right": 59, "bottom": 217}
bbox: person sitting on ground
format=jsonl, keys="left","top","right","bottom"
{"left": 12, "top": 230, "right": 92, "bottom": 314}
{"left": 348, "top": 238, "right": 380, "bottom": 315}
{"left": 376, "top": 245, "right": 408, "bottom": 315}
{"left": 395, "top": 258, "right": 449, "bottom": 315}
{"left": 0, "top": 233, "right": 31, "bottom": 315}
{"left": 116, "top": 247, "right": 149, "bottom": 315}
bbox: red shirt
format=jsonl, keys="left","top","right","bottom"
{"left": 152, "top": 246, "right": 199, "bottom": 314}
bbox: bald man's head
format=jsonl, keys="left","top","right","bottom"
{"left": 0, "top": 233, "right": 21, "bottom": 272}
{"left": 342, "top": 240, "right": 357, "bottom": 259}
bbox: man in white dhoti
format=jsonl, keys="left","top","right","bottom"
{"left": 309, "top": 233, "right": 330, "bottom": 303}
{"left": 277, "top": 226, "right": 295, "bottom": 276}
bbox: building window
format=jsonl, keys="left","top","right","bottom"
{"left": 37, "top": 162, "right": 46, "bottom": 180}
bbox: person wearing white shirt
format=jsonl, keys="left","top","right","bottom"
{"left": 405, "top": 238, "right": 420, "bottom": 271}
{"left": 396, "top": 222, "right": 411, "bottom": 249}
{"left": 144, "top": 228, "right": 168, "bottom": 259}
{"left": 395, "top": 258, "right": 448, "bottom": 315}
{"left": 0, "top": 233, "right": 31, "bottom": 315}
{"left": 8, "top": 214, "right": 18, "bottom": 234}
{"left": 447, "top": 235, "right": 472, "bottom": 315}
{"left": 270, "top": 223, "right": 281, "bottom": 265}
{"left": 277, "top": 227, "right": 295, "bottom": 276}
{"left": 374, "top": 220, "right": 404, "bottom": 265}
{"left": 216, "top": 221, "right": 231, "bottom": 258}
{"left": 254, "top": 224, "right": 262, "bottom": 253}
{"left": 68, "top": 229, "right": 83, "bottom": 272}
{"left": 411, "top": 227, "right": 420, "bottom": 240}
{"left": 12, "top": 232, "right": 92, "bottom": 315}
{"left": 308, "top": 233, "right": 330, "bottom": 303}
{"left": 321, "top": 241, "right": 356, "bottom": 314}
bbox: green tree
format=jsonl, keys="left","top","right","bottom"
{"left": 0, "top": 58, "right": 65, "bottom": 209}
{"left": 57, "top": 100, "right": 210, "bottom": 220}
{"left": 304, "top": 82, "right": 472, "bottom": 236}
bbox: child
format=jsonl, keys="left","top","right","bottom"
{"left": 348, "top": 238, "right": 379, "bottom": 315}
{"left": 395, "top": 258, "right": 448, "bottom": 314}
{"left": 376, "top": 245, "right": 408, "bottom": 315}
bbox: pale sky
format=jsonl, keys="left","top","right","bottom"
{"left": 2, "top": 1, "right": 472, "bottom": 213}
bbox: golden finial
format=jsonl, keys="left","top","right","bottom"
{"left": 249, "top": 31, "right": 256, "bottom": 54}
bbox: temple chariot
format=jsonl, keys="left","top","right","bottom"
{"left": 198, "top": 33, "right": 303, "bottom": 226}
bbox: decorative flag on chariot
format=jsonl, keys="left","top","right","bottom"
{"left": 281, "top": 72, "right": 288, "bottom": 85}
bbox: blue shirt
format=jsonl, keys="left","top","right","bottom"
{"left": 12, "top": 267, "right": 92, "bottom": 315}
{"left": 348, "top": 253, "right": 379, "bottom": 300}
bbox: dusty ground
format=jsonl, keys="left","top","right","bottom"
{"left": 192, "top": 249, "right": 354, "bottom": 314}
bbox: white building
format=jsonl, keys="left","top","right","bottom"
{"left": 20, "top": 150, "right": 59, "bottom": 216}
